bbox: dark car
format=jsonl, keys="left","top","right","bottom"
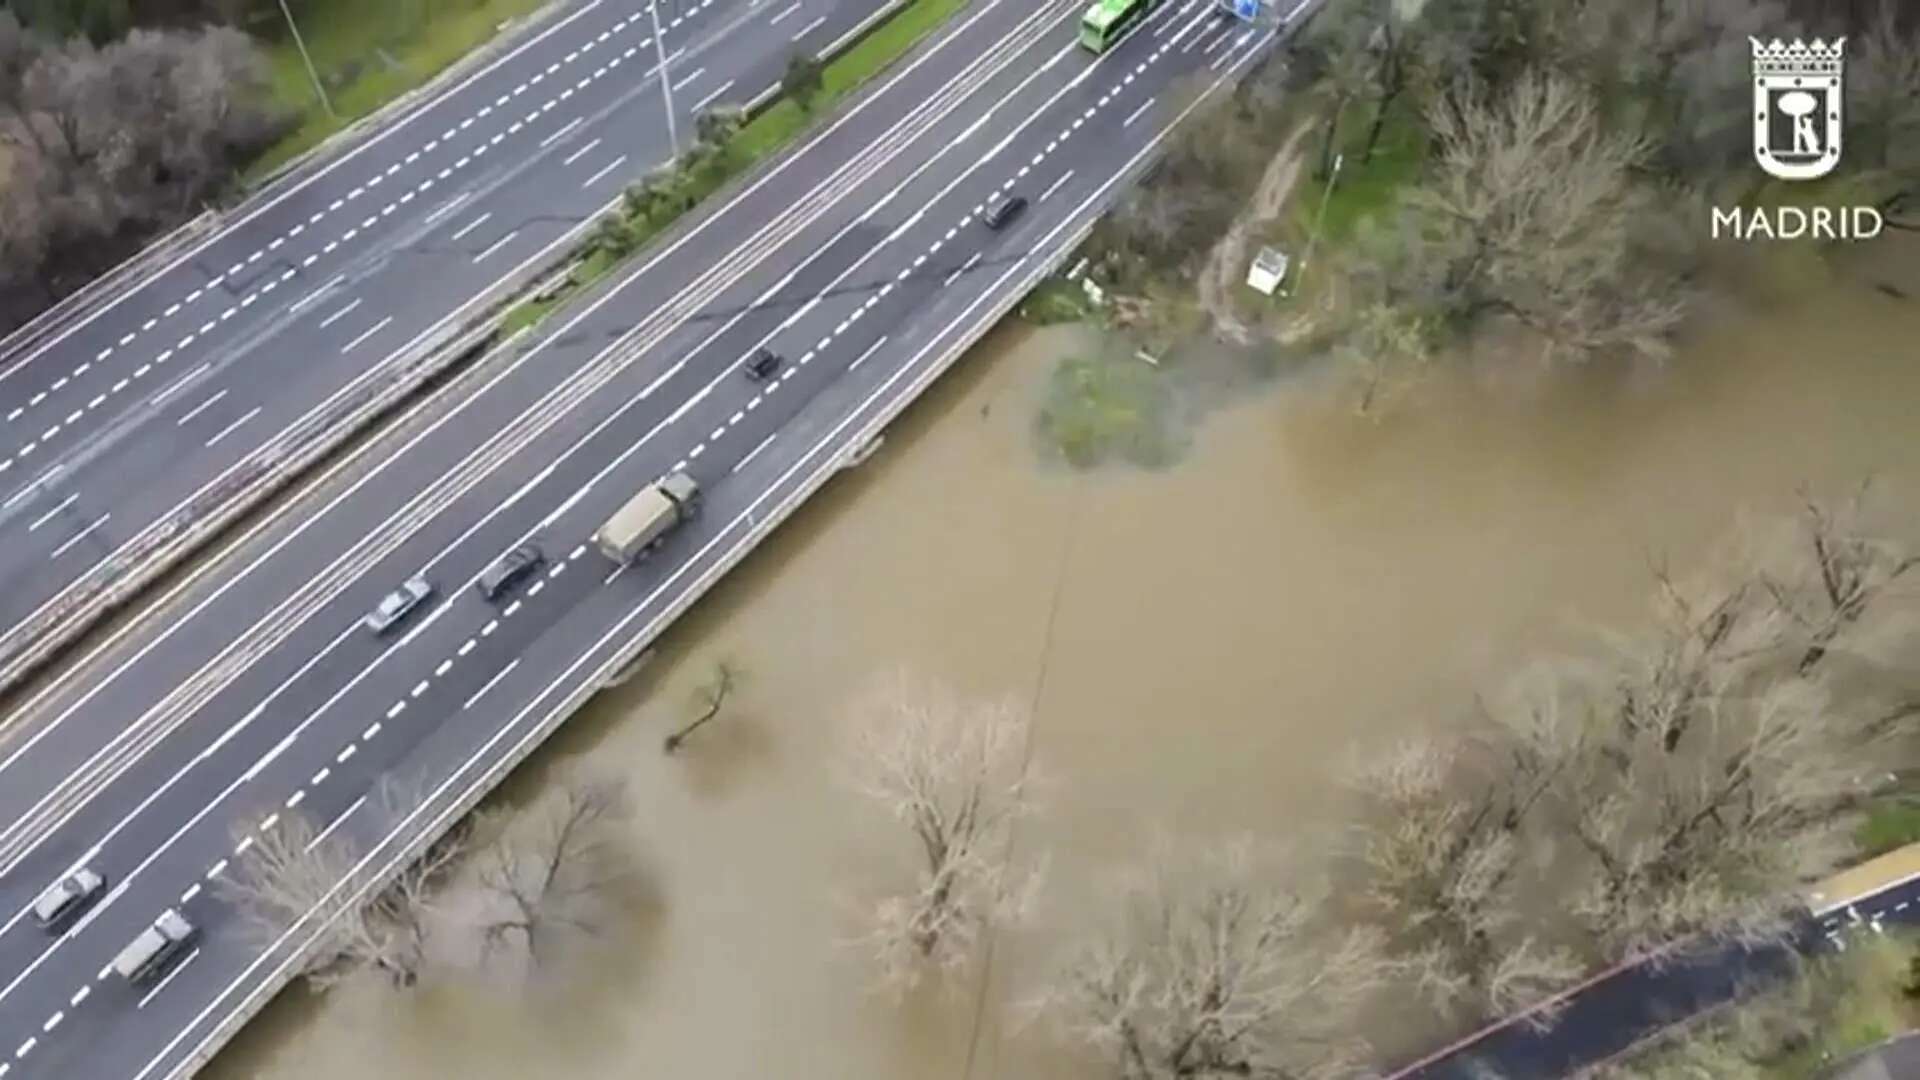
{"left": 477, "top": 544, "right": 543, "bottom": 601}
{"left": 743, "top": 347, "right": 782, "bottom": 381}
{"left": 982, "top": 192, "right": 1027, "bottom": 230}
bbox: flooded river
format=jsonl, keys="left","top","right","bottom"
{"left": 205, "top": 235, "right": 1920, "bottom": 1080}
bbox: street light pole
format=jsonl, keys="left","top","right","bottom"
{"left": 648, "top": 0, "right": 680, "bottom": 159}
{"left": 277, "top": 0, "right": 336, "bottom": 120}
{"left": 1292, "top": 151, "right": 1341, "bottom": 295}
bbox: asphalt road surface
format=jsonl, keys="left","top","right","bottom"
{"left": 0, "top": 0, "right": 1311, "bottom": 1076}
{"left": 0, "top": 0, "right": 897, "bottom": 688}
{"left": 1390, "top": 875, "right": 1920, "bottom": 1077}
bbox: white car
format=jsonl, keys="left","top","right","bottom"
{"left": 363, "top": 576, "right": 434, "bottom": 635}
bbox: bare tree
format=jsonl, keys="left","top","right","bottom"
{"left": 839, "top": 670, "right": 1041, "bottom": 995}
{"left": 663, "top": 658, "right": 741, "bottom": 753}
{"left": 1749, "top": 485, "right": 1920, "bottom": 677}
{"left": 1563, "top": 663, "right": 1862, "bottom": 959}
{"left": 1349, "top": 727, "right": 1582, "bottom": 1022}
{"left": 1334, "top": 299, "right": 1430, "bottom": 417}
{"left": 1031, "top": 838, "right": 1387, "bottom": 1080}
{"left": 1401, "top": 67, "right": 1689, "bottom": 364}
{"left": 0, "top": 21, "right": 281, "bottom": 327}
{"left": 218, "top": 790, "right": 460, "bottom": 990}
{"left": 474, "top": 774, "right": 632, "bottom": 972}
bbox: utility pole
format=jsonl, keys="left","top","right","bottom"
{"left": 648, "top": 0, "right": 679, "bottom": 159}
{"left": 277, "top": 0, "right": 336, "bottom": 120}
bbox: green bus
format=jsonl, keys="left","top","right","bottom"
{"left": 1078, "top": 0, "right": 1162, "bottom": 52}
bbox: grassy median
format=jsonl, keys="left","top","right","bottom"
{"left": 251, "top": 0, "right": 553, "bottom": 180}
{"left": 500, "top": 0, "right": 970, "bottom": 334}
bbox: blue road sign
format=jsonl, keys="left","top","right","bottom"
{"left": 1232, "top": 0, "right": 1259, "bottom": 21}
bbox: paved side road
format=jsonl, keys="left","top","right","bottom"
{"left": 0, "top": 1, "right": 1310, "bottom": 1076}
{"left": 0, "top": 0, "right": 894, "bottom": 692}
{"left": 1390, "top": 875, "right": 1920, "bottom": 1078}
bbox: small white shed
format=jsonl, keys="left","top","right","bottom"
{"left": 1246, "top": 246, "right": 1289, "bottom": 296}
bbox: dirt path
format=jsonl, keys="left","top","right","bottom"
{"left": 1197, "top": 121, "right": 1312, "bottom": 345}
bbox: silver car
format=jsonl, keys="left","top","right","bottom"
{"left": 363, "top": 576, "right": 434, "bottom": 635}
{"left": 32, "top": 868, "right": 105, "bottom": 931}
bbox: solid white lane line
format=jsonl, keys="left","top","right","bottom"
{"left": 691, "top": 77, "right": 736, "bottom": 114}
{"left": 339, "top": 317, "right": 394, "bottom": 354}
{"left": 849, "top": 334, "right": 888, "bottom": 371}
{"left": 305, "top": 791, "right": 364, "bottom": 849}
{"left": 317, "top": 298, "right": 363, "bottom": 329}
{"left": 472, "top": 230, "right": 520, "bottom": 262}
{"left": 173, "top": 389, "right": 228, "bottom": 427}
{"left": 422, "top": 191, "right": 472, "bottom": 225}
{"left": 942, "top": 251, "right": 983, "bottom": 287}
{"left": 731, "top": 433, "right": 775, "bottom": 475}
{"left": 26, "top": 494, "right": 76, "bottom": 534}
{"left": 47, "top": 515, "right": 108, "bottom": 560}
{"left": 288, "top": 275, "right": 347, "bottom": 315}
{"left": 581, "top": 155, "right": 628, "bottom": 187}
{"left": 562, "top": 137, "right": 603, "bottom": 166}
{"left": 137, "top": 950, "right": 199, "bottom": 1009}
{"left": 539, "top": 116, "right": 584, "bottom": 148}
{"left": 463, "top": 660, "right": 520, "bottom": 710}
{"left": 450, "top": 212, "right": 494, "bottom": 240}
{"left": 204, "top": 408, "right": 261, "bottom": 448}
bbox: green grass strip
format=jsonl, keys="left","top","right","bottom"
{"left": 501, "top": 0, "right": 970, "bottom": 331}
{"left": 250, "top": 0, "right": 552, "bottom": 181}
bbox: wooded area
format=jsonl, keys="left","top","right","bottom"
{"left": 0, "top": 10, "right": 283, "bottom": 323}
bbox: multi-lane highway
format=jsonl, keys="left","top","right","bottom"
{"left": 0, "top": 0, "right": 1312, "bottom": 1075}
{"left": 0, "top": 0, "right": 898, "bottom": 690}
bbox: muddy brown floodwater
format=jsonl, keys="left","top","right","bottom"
{"left": 206, "top": 236, "right": 1920, "bottom": 1080}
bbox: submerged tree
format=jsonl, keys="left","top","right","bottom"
{"left": 219, "top": 781, "right": 459, "bottom": 990}
{"left": 1032, "top": 838, "right": 1388, "bottom": 1080}
{"left": 475, "top": 774, "right": 633, "bottom": 973}
{"left": 1350, "top": 717, "right": 1583, "bottom": 1022}
{"left": 664, "top": 658, "right": 742, "bottom": 753}
{"left": 840, "top": 670, "right": 1041, "bottom": 995}
{"left": 1399, "top": 67, "right": 1688, "bottom": 363}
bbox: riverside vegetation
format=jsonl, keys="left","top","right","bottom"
{"left": 1025, "top": 0, "right": 1920, "bottom": 456}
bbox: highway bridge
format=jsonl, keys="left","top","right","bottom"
{"left": 0, "top": 0, "right": 1316, "bottom": 1075}
{"left": 0, "top": 0, "right": 901, "bottom": 693}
